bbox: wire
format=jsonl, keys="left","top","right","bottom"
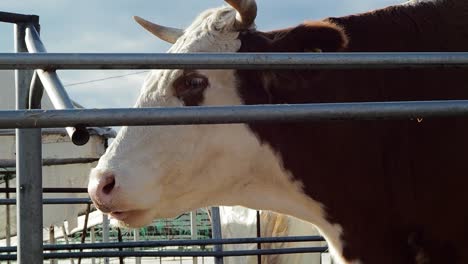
{"left": 64, "top": 71, "right": 150, "bottom": 87}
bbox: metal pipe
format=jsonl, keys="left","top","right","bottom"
{"left": 1, "top": 100, "right": 468, "bottom": 129}
{"left": 191, "top": 210, "right": 198, "bottom": 264}
{"left": 0, "top": 11, "right": 39, "bottom": 24}
{"left": 49, "top": 226, "right": 58, "bottom": 264}
{"left": 102, "top": 214, "right": 110, "bottom": 264}
{"left": 77, "top": 204, "right": 91, "bottom": 264}
{"left": 211, "top": 207, "right": 224, "bottom": 264}
{"left": 256, "top": 211, "right": 261, "bottom": 264}
{"left": 0, "top": 158, "right": 99, "bottom": 168}
{"left": 24, "top": 26, "right": 89, "bottom": 145}
{"left": 0, "top": 247, "right": 329, "bottom": 261}
{"left": 15, "top": 23, "right": 43, "bottom": 264}
{"left": 29, "top": 71, "right": 44, "bottom": 109}
{"left": 0, "top": 236, "right": 326, "bottom": 253}
{"left": 5, "top": 174, "right": 11, "bottom": 264}
{"left": 60, "top": 224, "right": 75, "bottom": 264}
{"left": 24, "top": 25, "right": 90, "bottom": 146}
{"left": 116, "top": 228, "right": 124, "bottom": 264}
{"left": 0, "top": 198, "right": 92, "bottom": 205}
{"left": 0, "top": 52, "right": 468, "bottom": 70}
{"left": 0, "top": 188, "right": 88, "bottom": 193}
{"left": 90, "top": 227, "right": 96, "bottom": 264}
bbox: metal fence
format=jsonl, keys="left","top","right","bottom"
{"left": 2, "top": 10, "right": 468, "bottom": 264}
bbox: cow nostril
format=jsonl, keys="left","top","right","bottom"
{"left": 102, "top": 175, "right": 115, "bottom": 195}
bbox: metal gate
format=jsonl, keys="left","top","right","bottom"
{"left": 1, "top": 10, "right": 468, "bottom": 264}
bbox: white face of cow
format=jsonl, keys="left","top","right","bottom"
{"left": 88, "top": 1, "right": 326, "bottom": 232}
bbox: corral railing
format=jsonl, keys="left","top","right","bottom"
{"left": 2, "top": 10, "right": 468, "bottom": 264}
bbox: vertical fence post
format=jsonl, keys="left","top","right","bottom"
{"left": 5, "top": 173, "right": 11, "bottom": 264}
{"left": 191, "top": 210, "right": 198, "bottom": 264}
{"left": 102, "top": 214, "right": 110, "bottom": 264}
{"left": 134, "top": 229, "right": 141, "bottom": 264}
{"left": 256, "top": 210, "right": 261, "bottom": 264}
{"left": 211, "top": 207, "right": 224, "bottom": 264}
{"left": 15, "top": 22, "right": 43, "bottom": 264}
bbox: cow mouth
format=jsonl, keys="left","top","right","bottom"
{"left": 109, "top": 211, "right": 133, "bottom": 221}
{"left": 107, "top": 209, "right": 155, "bottom": 228}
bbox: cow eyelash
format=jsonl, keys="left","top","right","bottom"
{"left": 185, "top": 77, "right": 208, "bottom": 90}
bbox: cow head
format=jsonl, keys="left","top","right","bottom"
{"left": 88, "top": 0, "right": 348, "bottom": 228}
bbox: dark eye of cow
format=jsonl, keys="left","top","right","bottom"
{"left": 174, "top": 72, "right": 209, "bottom": 106}
{"left": 185, "top": 77, "right": 208, "bottom": 90}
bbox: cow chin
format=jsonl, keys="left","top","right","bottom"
{"left": 108, "top": 209, "right": 156, "bottom": 228}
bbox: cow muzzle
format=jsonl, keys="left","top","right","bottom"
{"left": 88, "top": 169, "right": 117, "bottom": 213}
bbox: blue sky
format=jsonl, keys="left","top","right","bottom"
{"left": 0, "top": 0, "right": 401, "bottom": 108}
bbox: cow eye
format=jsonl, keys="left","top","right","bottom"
{"left": 174, "top": 73, "right": 209, "bottom": 106}
{"left": 185, "top": 77, "right": 208, "bottom": 90}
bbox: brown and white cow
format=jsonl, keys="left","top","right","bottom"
{"left": 88, "top": 0, "right": 468, "bottom": 263}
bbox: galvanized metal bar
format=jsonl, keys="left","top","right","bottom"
{"left": 256, "top": 210, "right": 261, "bottom": 264}
{"left": 60, "top": 224, "right": 75, "bottom": 264}
{"left": 0, "top": 198, "right": 91, "bottom": 205}
{"left": 191, "top": 210, "right": 199, "bottom": 264}
{"left": 0, "top": 236, "right": 326, "bottom": 253}
{"left": 90, "top": 227, "right": 96, "bottom": 264}
{"left": 0, "top": 188, "right": 88, "bottom": 193}
{"left": 0, "top": 52, "right": 468, "bottom": 70}
{"left": 1, "top": 100, "right": 468, "bottom": 129}
{"left": 0, "top": 158, "right": 99, "bottom": 168}
{"left": 211, "top": 207, "right": 224, "bottom": 264}
{"left": 14, "top": 23, "right": 43, "bottom": 264}
{"left": 0, "top": 247, "right": 329, "bottom": 260}
{"left": 0, "top": 11, "right": 39, "bottom": 24}
{"left": 24, "top": 25, "right": 90, "bottom": 146}
{"left": 134, "top": 229, "right": 141, "bottom": 264}
{"left": 29, "top": 71, "right": 44, "bottom": 109}
{"left": 102, "top": 214, "right": 110, "bottom": 264}
{"left": 4, "top": 174, "right": 11, "bottom": 264}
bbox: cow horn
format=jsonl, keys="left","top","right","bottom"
{"left": 133, "top": 16, "right": 184, "bottom": 44}
{"left": 224, "top": 0, "right": 257, "bottom": 30}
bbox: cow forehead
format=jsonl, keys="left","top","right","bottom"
{"left": 138, "top": 6, "right": 243, "bottom": 102}
{"left": 168, "top": 6, "right": 242, "bottom": 53}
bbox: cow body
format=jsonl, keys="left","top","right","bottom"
{"left": 237, "top": 1, "right": 468, "bottom": 263}
{"left": 88, "top": 0, "right": 468, "bottom": 263}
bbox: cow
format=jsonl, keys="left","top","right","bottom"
{"left": 88, "top": 0, "right": 468, "bottom": 263}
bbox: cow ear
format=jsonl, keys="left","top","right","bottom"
{"left": 269, "top": 21, "right": 348, "bottom": 52}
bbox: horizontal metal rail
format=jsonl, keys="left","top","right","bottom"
{"left": 0, "top": 198, "right": 91, "bottom": 205}
{"left": 0, "top": 52, "right": 468, "bottom": 70}
{"left": 24, "top": 24, "right": 90, "bottom": 145}
{"left": 0, "top": 158, "right": 99, "bottom": 168}
{"left": 0, "top": 11, "right": 39, "bottom": 24}
{"left": 0, "top": 236, "right": 326, "bottom": 253}
{"left": 0, "top": 100, "right": 468, "bottom": 129}
{"left": 0, "top": 188, "right": 88, "bottom": 193}
{"left": 0, "top": 247, "right": 329, "bottom": 260}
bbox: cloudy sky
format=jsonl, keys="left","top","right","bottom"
{"left": 0, "top": 0, "right": 401, "bottom": 108}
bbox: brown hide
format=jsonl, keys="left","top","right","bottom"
{"left": 236, "top": 0, "right": 468, "bottom": 263}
